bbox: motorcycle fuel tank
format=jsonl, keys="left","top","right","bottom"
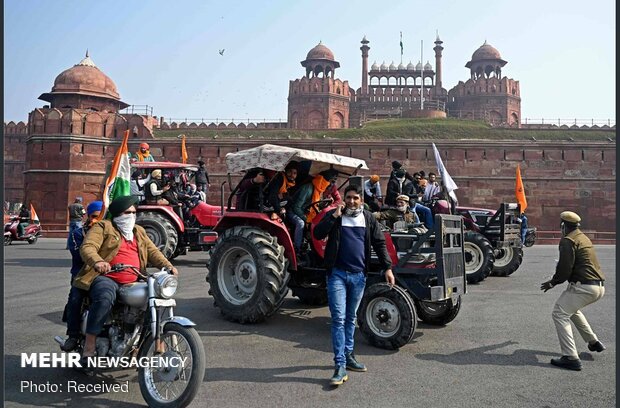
{"left": 118, "top": 282, "right": 148, "bottom": 307}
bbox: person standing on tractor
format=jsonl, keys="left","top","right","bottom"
{"left": 385, "top": 168, "right": 415, "bottom": 206}
{"left": 134, "top": 142, "right": 155, "bottom": 162}
{"left": 266, "top": 161, "right": 298, "bottom": 221}
{"left": 363, "top": 175, "right": 383, "bottom": 212}
{"left": 313, "top": 184, "right": 394, "bottom": 386}
{"left": 540, "top": 211, "right": 606, "bottom": 371}
{"left": 195, "top": 160, "right": 211, "bottom": 196}
{"left": 288, "top": 169, "right": 338, "bottom": 255}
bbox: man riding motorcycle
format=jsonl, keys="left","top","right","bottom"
{"left": 72, "top": 195, "right": 178, "bottom": 363}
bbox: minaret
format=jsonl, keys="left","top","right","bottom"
{"left": 433, "top": 32, "right": 443, "bottom": 89}
{"left": 360, "top": 36, "right": 370, "bottom": 95}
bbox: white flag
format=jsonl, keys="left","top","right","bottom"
{"left": 432, "top": 143, "right": 458, "bottom": 204}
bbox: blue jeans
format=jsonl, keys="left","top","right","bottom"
{"left": 327, "top": 267, "right": 366, "bottom": 367}
{"left": 86, "top": 276, "right": 120, "bottom": 336}
{"left": 412, "top": 203, "right": 434, "bottom": 229}
{"left": 286, "top": 211, "right": 305, "bottom": 251}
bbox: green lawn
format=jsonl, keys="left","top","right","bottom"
{"left": 154, "top": 118, "right": 616, "bottom": 141}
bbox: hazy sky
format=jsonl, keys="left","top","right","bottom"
{"left": 4, "top": 0, "right": 615, "bottom": 123}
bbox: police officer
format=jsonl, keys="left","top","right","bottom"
{"left": 540, "top": 211, "right": 606, "bottom": 371}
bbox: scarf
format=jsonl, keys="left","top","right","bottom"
{"left": 136, "top": 150, "right": 151, "bottom": 161}
{"left": 306, "top": 175, "right": 331, "bottom": 223}
{"left": 278, "top": 173, "right": 296, "bottom": 196}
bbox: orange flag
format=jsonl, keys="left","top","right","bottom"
{"left": 29, "top": 203, "right": 40, "bottom": 224}
{"left": 181, "top": 134, "right": 188, "bottom": 164}
{"left": 515, "top": 164, "right": 527, "bottom": 213}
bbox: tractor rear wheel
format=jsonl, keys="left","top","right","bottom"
{"left": 208, "top": 226, "right": 289, "bottom": 323}
{"left": 463, "top": 231, "right": 494, "bottom": 284}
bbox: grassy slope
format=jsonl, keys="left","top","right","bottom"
{"left": 154, "top": 118, "right": 616, "bottom": 141}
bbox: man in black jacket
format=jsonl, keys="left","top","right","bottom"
{"left": 313, "top": 184, "right": 394, "bottom": 386}
{"left": 195, "top": 160, "right": 211, "bottom": 195}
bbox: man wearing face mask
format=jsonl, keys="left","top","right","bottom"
{"left": 73, "top": 196, "right": 177, "bottom": 363}
{"left": 60, "top": 200, "right": 103, "bottom": 351}
{"left": 373, "top": 194, "right": 419, "bottom": 230}
{"left": 314, "top": 184, "right": 394, "bottom": 386}
{"left": 540, "top": 211, "right": 606, "bottom": 371}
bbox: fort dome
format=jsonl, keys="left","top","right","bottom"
{"left": 471, "top": 41, "right": 502, "bottom": 61}
{"left": 306, "top": 42, "right": 335, "bottom": 61}
{"left": 39, "top": 52, "right": 127, "bottom": 108}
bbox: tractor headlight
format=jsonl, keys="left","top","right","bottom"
{"left": 154, "top": 272, "right": 178, "bottom": 299}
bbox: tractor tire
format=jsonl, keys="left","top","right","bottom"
{"left": 136, "top": 212, "right": 179, "bottom": 260}
{"left": 358, "top": 283, "right": 416, "bottom": 350}
{"left": 208, "top": 226, "right": 289, "bottom": 323}
{"left": 463, "top": 231, "right": 494, "bottom": 284}
{"left": 415, "top": 295, "right": 462, "bottom": 326}
{"left": 293, "top": 287, "right": 328, "bottom": 306}
{"left": 491, "top": 247, "right": 524, "bottom": 277}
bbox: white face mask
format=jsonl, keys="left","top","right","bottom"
{"left": 344, "top": 207, "right": 363, "bottom": 217}
{"left": 113, "top": 213, "right": 136, "bottom": 241}
{"left": 396, "top": 204, "right": 408, "bottom": 212}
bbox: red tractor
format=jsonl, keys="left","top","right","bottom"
{"left": 206, "top": 145, "right": 466, "bottom": 349}
{"left": 130, "top": 162, "right": 220, "bottom": 259}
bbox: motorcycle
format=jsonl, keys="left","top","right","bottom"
{"left": 54, "top": 264, "right": 205, "bottom": 408}
{"left": 4, "top": 216, "right": 41, "bottom": 245}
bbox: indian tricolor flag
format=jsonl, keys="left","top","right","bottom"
{"left": 99, "top": 130, "right": 132, "bottom": 220}
{"left": 29, "top": 204, "right": 40, "bottom": 225}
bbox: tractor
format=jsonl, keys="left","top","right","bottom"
{"left": 206, "top": 144, "right": 466, "bottom": 349}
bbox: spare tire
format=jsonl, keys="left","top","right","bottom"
{"left": 463, "top": 231, "right": 494, "bottom": 284}
{"left": 136, "top": 212, "right": 179, "bottom": 260}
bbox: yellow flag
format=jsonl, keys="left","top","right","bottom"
{"left": 181, "top": 134, "right": 188, "bottom": 164}
{"left": 515, "top": 164, "right": 527, "bottom": 213}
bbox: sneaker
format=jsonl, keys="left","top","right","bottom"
{"left": 588, "top": 340, "right": 606, "bottom": 353}
{"left": 60, "top": 337, "right": 79, "bottom": 352}
{"left": 550, "top": 356, "right": 582, "bottom": 371}
{"left": 329, "top": 366, "right": 348, "bottom": 386}
{"left": 345, "top": 353, "right": 367, "bottom": 372}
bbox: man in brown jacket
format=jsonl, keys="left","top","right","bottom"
{"left": 540, "top": 211, "right": 606, "bottom": 371}
{"left": 74, "top": 195, "right": 177, "bottom": 360}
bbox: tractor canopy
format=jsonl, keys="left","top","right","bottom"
{"left": 225, "top": 144, "right": 369, "bottom": 175}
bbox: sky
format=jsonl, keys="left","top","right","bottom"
{"left": 3, "top": 0, "right": 616, "bottom": 124}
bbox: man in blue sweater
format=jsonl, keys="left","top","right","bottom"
{"left": 314, "top": 184, "right": 394, "bottom": 386}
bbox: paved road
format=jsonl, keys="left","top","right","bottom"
{"left": 3, "top": 239, "right": 616, "bottom": 407}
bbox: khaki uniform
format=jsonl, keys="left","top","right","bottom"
{"left": 73, "top": 220, "right": 173, "bottom": 290}
{"left": 550, "top": 229, "right": 605, "bottom": 358}
{"left": 373, "top": 209, "right": 416, "bottom": 230}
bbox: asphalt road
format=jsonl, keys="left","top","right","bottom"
{"left": 3, "top": 239, "right": 616, "bottom": 408}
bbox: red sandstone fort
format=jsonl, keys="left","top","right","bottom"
{"left": 3, "top": 38, "right": 615, "bottom": 241}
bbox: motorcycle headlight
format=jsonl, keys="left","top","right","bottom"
{"left": 154, "top": 272, "right": 178, "bottom": 299}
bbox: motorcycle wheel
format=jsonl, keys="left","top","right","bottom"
{"left": 27, "top": 236, "right": 38, "bottom": 245}
{"left": 358, "top": 283, "right": 416, "bottom": 350}
{"left": 4, "top": 235, "right": 12, "bottom": 246}
{"left": 138, "top": 323, "right": 205, "bottom": 408}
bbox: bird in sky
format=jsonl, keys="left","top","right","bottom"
{"left": 219, "top": 49, "right": 225, "bottom": 56}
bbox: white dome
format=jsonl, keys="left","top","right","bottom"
{"left": 424, "top": 61, "right": 432, "bottom": 70}
{"left": 407, "top": 61, "right": 415, "bottom": 70}
{"left": 380, "top": 61, "right": 388, "bottom": 71}
{"left": 415, "top": 61, "right": 422, "bottom": 70}
{"left": 397, "top": 62, "right": 405, "bottom": 70}
{"left": 388, "top": 61, "right": 396, "bottom": 71}
{"left": 370, "top": 61, "right": 379, "bottom": 70}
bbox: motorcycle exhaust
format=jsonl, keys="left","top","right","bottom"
{"left": 54, "top": 336, "right": 66, "bottom": 346}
